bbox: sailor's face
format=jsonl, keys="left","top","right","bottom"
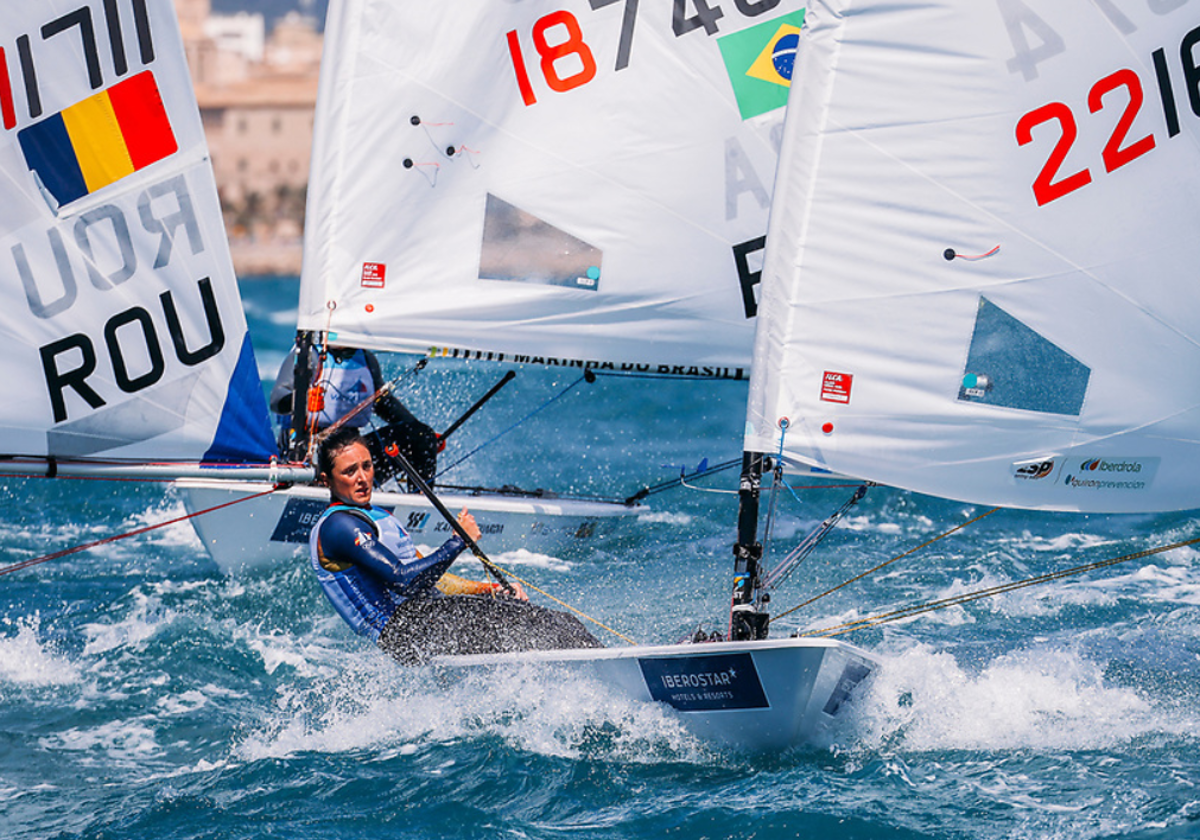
{"left": 328, "top": 441, "right": 374, "bottom": 506}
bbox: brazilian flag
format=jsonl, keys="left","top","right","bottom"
{"left": 718, "top": 10, "right": 806, "bottom": 121}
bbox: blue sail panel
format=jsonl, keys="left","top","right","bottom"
{"left": 203, "top": 332, "right": 278, "bottom": 464}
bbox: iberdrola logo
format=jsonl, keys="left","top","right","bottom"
{"left": 718, "top": 10, "right": 806, "bottom": 120}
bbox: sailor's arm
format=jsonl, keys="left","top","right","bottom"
{"left": 434, "top": 509, "right": 528, "bottom": 600}
{"left": 436, "top": 573, "right": 528, "bottom": 600}
{"left": 317, "top": 510, "right": 466, "bottom": 594}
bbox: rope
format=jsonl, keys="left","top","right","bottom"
{"left": 770, "top": 507, "right": 1001, "bottom": 624}
{"left": 678, "top": 474, "right": 738, "bottom": 495}
{"left": 436, "top": 373, "right": 591, "bottom": 476}
{"left": 801, "top": 533, "right": 1200, "bottom": 638}
{"left": 0, "top": 485, "right": 285, "bottom": 577}
{"left": 625, "top": 457, "right": 741, "bottom": 503}
{"left": 760, "top": 484, "right": 869, "bottom": 592}
{"left": 476, "top": 557, "right": 638, "bottom": 646}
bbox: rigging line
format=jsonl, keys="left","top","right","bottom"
{"left": 760, "top": 419, "right": 794, "bottom": 577}
{"left": 769, "top": 507, "right": 1002, "bottom": 625}
{"left": 436, "top": 373, "right": 591, "bottom": 476}
{"left": 475, "top": 558, "right": 638, "bottom": 646}
{"left": 0, "top": 485, "right": 285, "bottom": 578}
{"left": 624, "top": 457, "right": 741, "bottom": 502}
{"left": 760, "top": 484, "right": 869, "bottom": 592}
{"left": 678, "top": 475, "right": 737, "bottom": 495}
{"left": 803, "top": 533, "right": 1200, "bottom": 639}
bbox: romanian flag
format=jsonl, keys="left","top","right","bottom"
{"left": 18, "top": 70, "right": 177, "bottom": 207}
{"left": 718, "top": 11, "right": 807, "bottom": 121}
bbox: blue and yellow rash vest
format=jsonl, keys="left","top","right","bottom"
{"left": 309, "top": 502, "right": 466, "bottom": 641}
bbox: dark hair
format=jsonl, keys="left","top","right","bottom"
{"left": 316, "top": 426, "right": 368, "bottom": 478}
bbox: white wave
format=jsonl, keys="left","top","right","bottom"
{"left": 40, "top": 720, "right": 162, "bottom": 763}
{"left": 236, "top": 624, "right": 344, "bottom": 680}
{"left": 125, "top": 493, "right": 206, "bottom": 550}
{"left": 638, "top": 511, "right": 692, "bottom": 526}
{"left": 0, "top": 617, "right": 80, "bottom": 688}
{"left": 80, "top": 587, "right": 171, "bottom": 655}
{"left": 1003, "top": 530, "right": 1118, "bottom": 554}
{"left": 1091, "top": 563, "right": 1200, "bottom": 607}
{"left": 839, "top": 514, "right": 908, "bottom": 536}
{"left": 846, "top": 642, "right": 1183, "bottom": 753}
{"left": 235, "top": 655, "right": 713, "bottom": 764}
{"left": 477, "top": 548, "right": 573, "bottom": 573}
{"left": 155, "top": 689, "right": 210, "bottom": 716}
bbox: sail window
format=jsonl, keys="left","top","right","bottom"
{"left": 479, "top": 193, "right": 602, "bottom": 291}
{"left": 958, "top": 297, "right": 1090, "bottom": 416}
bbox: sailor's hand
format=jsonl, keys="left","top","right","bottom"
{"left": 501, "top": 580, "right": 529, "bottom": 602}
{"left": 457, "top": 507, "right": 483, "bottom": 543}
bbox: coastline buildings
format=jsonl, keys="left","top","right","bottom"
{"left": 176, "top": 0, "right": 322, "bottom": 275}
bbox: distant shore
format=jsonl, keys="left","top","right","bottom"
{"left": 229, "top": 236, "right": 304, "bottom": 278}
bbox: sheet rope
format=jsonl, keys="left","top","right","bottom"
{"left": 476, "top": 557, "right": 638, "bottom": 646}
{"left": 0, "top": 485, "right": 286, "bottom": 577}
{"left": 799, "top": 532, "right": 1200, "bottom": 638}
{"left": 768, "top": 507, "right": 1002, "bottom": 626}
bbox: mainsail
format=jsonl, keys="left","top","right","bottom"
{"left": 0, "top": 0, "right": 275, "bottom": 465}
{"left": 300, "top": 0, "right": 807, "bottom": 369}
{"left": 747, "top": 0, "right": 1200, "bottom": 512}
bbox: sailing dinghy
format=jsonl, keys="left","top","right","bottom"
{"left": 0, "top": 0, "right": 879, "bottom": 750}
{"left": 0, "top": 1, "right": 305, "bottom": 491}
{"left": 0, "top": 0, "right": 643, "bottom": 573}
{"left": 439, "top": 0, "right": 1200, "bottom": 748}
{"left": 179, "top": 0, "right": 818, "bottom": 572}
{"left": 748, "top": 0, "right": 1200, "bottom": 513}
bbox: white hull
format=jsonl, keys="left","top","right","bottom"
{"left": 178, "top": 479, "right": 643, "bottom": 575}
{"left": 435, "top": 637, "right": 877, "bottom": 751}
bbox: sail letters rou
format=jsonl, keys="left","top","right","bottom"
{"left": 0, "top": 0, "right": 275, "bottom": 465}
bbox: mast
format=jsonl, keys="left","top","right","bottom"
{"left": 288, "top": 330, "right": 317, "bottom": 461}
{"left": 731, "top": 451, "right": 770, "bottom": 641}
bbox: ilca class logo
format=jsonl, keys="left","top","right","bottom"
{"left": 718, "top": 10, "right": 806, "bottom": 120}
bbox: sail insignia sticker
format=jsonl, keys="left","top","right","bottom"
{"left": 718, "top": 11, "right": 807, "bottom": 120}
{"left": 1061, "top": 457, "right": 1159, "bottom": 493}
{"left": 1012, "top": 458, "right": 1057, "bottom": 481}
{"left": 639, "top": 652, "right": 769, "bottom": 712}
{"left": 18, "top": 71, "right": 177, "bottom": 208}
{"left": 821, "top": 371, "right": 853, "bottom": 404}
{"left": 745, "top": 27, "right": 801, "bottom": 87}
{"left": 361, "top": 262, "right": 387, "bottom": 289}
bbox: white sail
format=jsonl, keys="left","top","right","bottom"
{"left": 747, "top": 0, "right": 1200, "bottom": 513}
{"left": 300, "top": 0, "right": 808, "bottom": 370}
{"left": 0, "top": 0, "right": 275, "bottom": 464}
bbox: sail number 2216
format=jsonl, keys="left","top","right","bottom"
{"left": 1016, "top": 24, "right": 1199, "bottom": 206}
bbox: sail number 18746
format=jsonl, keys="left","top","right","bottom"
{"left": 1016, "top": 23, "right": 1199, "bottom": 206}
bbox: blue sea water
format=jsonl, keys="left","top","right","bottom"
{"left": 4, "top": 275, "right": 1200, "bottom": 840}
